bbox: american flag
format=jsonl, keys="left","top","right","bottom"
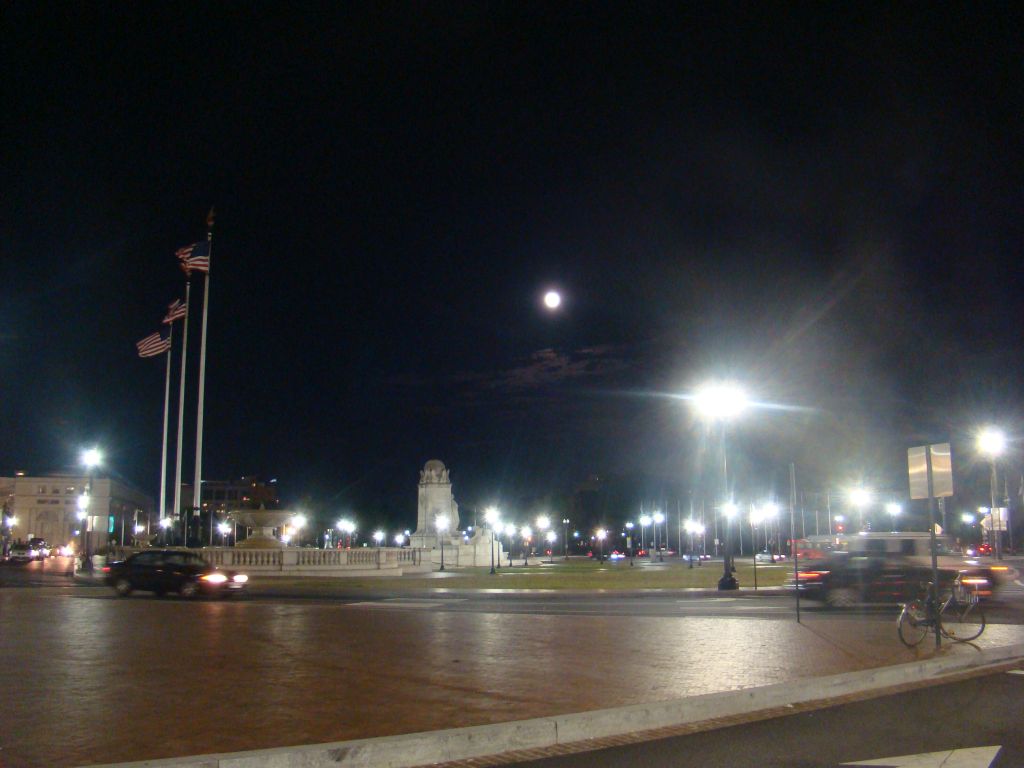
{"left": 162, "top": 299, "right": 187, "bottom": 324}
{"left": 176, "top": 241, "right": 211, "bottom": 275}
{"left": 136, "top": 332, "right": 171, "bottom": 358}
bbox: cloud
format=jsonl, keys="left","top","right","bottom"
{"left": 487, "top": 346, "right": 631, "bottom": 392}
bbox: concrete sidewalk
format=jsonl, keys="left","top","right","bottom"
{"left": 12, "top": 572, "right": 1023, "bottom": 768}
{"left": 26, "top": 587, "right": 1014, "bottom": 768}
{"left": 84, "top": 643, "right": 1024, "bottom": 768}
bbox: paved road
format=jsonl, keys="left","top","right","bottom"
{"left": 498, "top": 667, "right": 1024, "bottom": 767}
{"left": 8, "top": 557, "right": 1022, "bottom": 622}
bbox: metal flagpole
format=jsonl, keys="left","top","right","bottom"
{"left": 173, "top": 281, "right": 191, "bottom": 545}
{"left": 791, "top": 463, "right": 800, "bottom": 623}
{"left": 159, "top": 324, "right": 173, "bottom": 525}
{"left": 192, "top": 210, "right": 214, "bottom": 523}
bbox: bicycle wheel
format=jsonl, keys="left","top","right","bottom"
{"left": 940, "top": 598, "right": 986, "bottom": 642}
{"left": 898, "top": 602, "right": 930, "bottom": 647}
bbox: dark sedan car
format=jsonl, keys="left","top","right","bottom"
{"left": 103, "top": 549, "right": 247, "bottom": 598}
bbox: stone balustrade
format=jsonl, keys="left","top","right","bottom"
{"left": 106, "top": 546, "right": 431, "bottom": 577}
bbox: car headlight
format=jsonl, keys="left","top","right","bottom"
{"left": 201, "top": 573, "right": 228, "bottom": 583}
{"left": 232, "top": 574, "right": 248, "bottom": 583}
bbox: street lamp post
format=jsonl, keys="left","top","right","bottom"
{"left": 546, "top": 530, "right": 556, "bottom": 564}
{"left": 504, "top": 522, "right": 516, "bottom": 566}
{"left": 885, "top": 503, "right": 901, "bottom": 532}
{"left": 485, "top": 506, "right": 500, "bottom": 575}
{"left": 977, "top": 428, "right": 1006, "bottom": 561}
{"left": 653, "top": 511, "right": 665, "bottom": 561}
{"left": 159, "top": 517, "right": 172, "bottom": 545}
{"left": 290, "top": 514, "right": 307, "bottom": 547}
{"left": 536, "top": 515, "right": 550, "bottom": 559}
{"left": 436, "top": 514, "right": 449, "bottom": 571}
{"left": 76, "top": 499, "right": 89, "bottom": 570}
{"left": 692, "top": 382, "right": 747, "bottom": 590}
{"left": 849, "top": 487, "right": 872, "bottom": 533}
{"left": 721, "top": 503, "right": 739, "bottom": 588}
{"left": 79, "top": 448, "right": 102, "bottom": 570}
{"left": 639, "top": 514, "right": 651, "bottom": 558}
{"left": 562, "top": 518, "right": 570, "bottom": 559}
{"left": 596, "top": 528, "right": 606, "bottom": 562}
{"left": 625, "top": 521, "right": 634, "bottom": 565}
{"left": 521, "top": 526, "right": 532, "bottom": 566}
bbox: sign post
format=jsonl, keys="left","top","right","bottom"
{"left": 908, "top": 443, "right": 953, "bottom": 649}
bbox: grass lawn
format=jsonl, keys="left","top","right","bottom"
{"left": 247, "top": 557, "right": 794, "bottom": 594}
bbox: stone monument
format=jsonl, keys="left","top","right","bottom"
{"left": 409, "top": 459, "right": 460, "bottom": 549}
{"left": 409, "top": 459, "right": 500, "bottom": 567}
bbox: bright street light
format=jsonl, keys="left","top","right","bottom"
{"left": 886, "top": 503, "right": 901, "bottom": 532}
{"left": 653, "top": 511, "right": 665, "bottom": 561}
{"left": 639, "top": 514, "right": 651, "bottom": 557}
{"left": 849, "top": 487, "right": 872, "bottom": 507}
{"left": 80, "top": 448, "right": 102, "bottom": 469}
{"left": 692, "top": 383, "right": 748, "bottom": 422}
{"left": 977, "top": 426, "right": 1007, "bottom": 560}
{"left": 976, "top": 427, "right": 1006, "bottom": 458}
{"left": 373, "top": 530, "right": 385, "bottom": 546}
{"left": 595, "top": 528, "right": 607, "bottom": 562}
{"left": 394, "top": 532, "right": 405, "bottom": 546}
{"left": 546, "top": 530, "right": 556, "bottom": 563}
{"left": 849, "top": 487, "right": 872, "bottom": 532}
{"left": 336, "top": 518, "right": 356, "bottom": 548}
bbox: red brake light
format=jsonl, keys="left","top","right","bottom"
{"left": 101, "top": 566, "right": 111, "bottom": 572}
{"left": 797, "top": 570, "right": 828, "bottom": 581}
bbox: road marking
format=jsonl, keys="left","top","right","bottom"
{"left": 842, "top": 745, "right": 1001, "bottom": 767}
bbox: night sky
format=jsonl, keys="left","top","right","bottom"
{"left": 4, "top": 5, "right": 1023, "bottom": 528}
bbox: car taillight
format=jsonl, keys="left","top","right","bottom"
{"left": 101, "top": 566, "right": 111, "bottom": 573}
{"left": 797, "top": 570, "right": 828, "bottom": 581}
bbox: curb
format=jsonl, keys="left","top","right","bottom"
{"left": 81, "top": 642, "right": 1024, "bottom": 768}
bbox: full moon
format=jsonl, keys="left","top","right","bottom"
{"left": 543, "top": 290, "right": 562, "bottom": 309}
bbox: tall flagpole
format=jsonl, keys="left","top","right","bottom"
{"left": 159, "top": 324, "right": 173, "bottom": 526}
{"left": 174, "top": 281, "right": 191, "bottom": 545}
{"left": 192, "top": 209, "right": 215, "bottom": 516}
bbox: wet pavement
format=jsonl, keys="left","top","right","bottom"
{"left": 2, "top": 584, "right": 1023, "bottom": 768}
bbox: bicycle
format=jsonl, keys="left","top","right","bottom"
{"left": 897, "top": 576, "right": 986, "bottom": 647}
